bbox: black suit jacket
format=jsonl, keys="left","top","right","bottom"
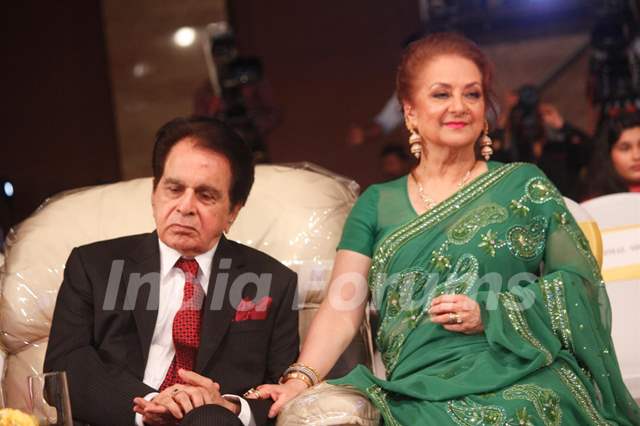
{"left": 44, "top": 232, "right": 299, "bottom": 426}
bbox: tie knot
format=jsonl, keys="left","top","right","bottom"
{"left": 175, "top": 257, "right": 199, "bottom": 279}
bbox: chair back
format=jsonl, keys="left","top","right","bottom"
{"left": 582, "top": 192, "right": 640, "bottom": 398}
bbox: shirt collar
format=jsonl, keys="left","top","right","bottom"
{"left": 158, "top": 238, "right": 218, "bottom": 290}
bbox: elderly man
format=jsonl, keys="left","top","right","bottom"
{"left": 44, "top": 117, "right": 299, "bottom": 426}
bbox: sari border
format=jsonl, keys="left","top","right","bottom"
{"left": 365, "top": 385, "right": 401, "bottom": 426}
{"left": 499, "top": 292, "right": 554, "bottom": 366}
{"left": 552, "top": 362, "right": 609, "bottom": 426}
{"left": 369, "top": 162, "right": 524, "bottom": 291}
{"left": 540, "top": 276, "right": 574, "bottom": 353}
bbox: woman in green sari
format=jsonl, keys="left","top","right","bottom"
{"left": 249, "top": 33, "right": 640, "bottom": 425}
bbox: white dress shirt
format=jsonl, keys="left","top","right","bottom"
{"left": 135, "top": 239, "right": 255, "bottom": 426}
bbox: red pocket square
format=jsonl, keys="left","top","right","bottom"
{"left": 234, "top": 296, "right": 272, "bottom": 321}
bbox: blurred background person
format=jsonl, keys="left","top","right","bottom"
{"left": 586, "top": 111, "right": 640, "bottom": 198}
{"left": 379, "top": 143, "right": 412, "bottom": 181}
{"left": 194, "top": 27, "right": 281, "bottom": 163}
{"left": 507, "top": 84, "right": 592, "bottom": 199}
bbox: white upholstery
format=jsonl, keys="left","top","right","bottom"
{"left": 582, "top": 193, "right": 640, "bottom": 398}
{"left": 0, "top": 163, "right": 365, "bottom": 413}
{"left": 277, "top": 383, "right": 378, "bottom": 426}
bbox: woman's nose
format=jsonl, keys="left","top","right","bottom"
{"left": 449, "top": 94, "right": 466, "bottom": 113}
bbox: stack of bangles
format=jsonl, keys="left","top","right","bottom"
{"left": 279, "top": 363, "right": 320, "bottom": 388}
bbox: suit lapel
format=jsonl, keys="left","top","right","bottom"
{"left": 129, "top": 232, "right": 161, "bottom": 366}
{"left": 196, "top": 235, "right": 244, "bottom": 372}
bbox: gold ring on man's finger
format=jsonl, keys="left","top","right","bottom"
{"left": 243, "top": 388, "right": 257, "bottom": 398}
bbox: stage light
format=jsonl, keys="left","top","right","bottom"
{"left": 2, "top": 181, "right": 14, "bottom": 198}
{"left": 173, "top": 27, "right": 196, "bottom": 47}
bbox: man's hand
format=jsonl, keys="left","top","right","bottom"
{"left": 133, "top": 397, "right": 176, "bottom": 425}
{"left": 539, "top": 103, "right": 564, "bottom": 129}
{"left": 132, "top": 369, "right": 239, "bottom": 425}
{"left": 177, "top": 369, "right": 240, "bottom": 415}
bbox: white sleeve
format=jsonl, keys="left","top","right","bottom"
{"left": 134, "top": 392, "right": 159, "bottom": 426}
{"left": 223, "top": 394, "right": 256, "bottom": 426}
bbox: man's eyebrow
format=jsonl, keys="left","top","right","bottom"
{"left": 163, "top": 177, "right": 184, "bottom": 186}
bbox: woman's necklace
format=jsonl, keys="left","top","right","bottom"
{"left": 415, "top": 164, "right": 475, "bottom": 210}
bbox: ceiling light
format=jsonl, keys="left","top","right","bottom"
{"left": 173, "top": 27, "right": 196, "bottom": 48}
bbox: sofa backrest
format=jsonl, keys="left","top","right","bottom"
{"left": 0, "top": 163, "right": 360, "bottom": 410}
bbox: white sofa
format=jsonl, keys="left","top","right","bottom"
{"left": 0, "top": 163, "right": 374, "bottom": 422}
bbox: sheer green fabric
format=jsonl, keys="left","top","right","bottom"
{"left": 330, "top": 162, "right": 639, "bottom": 425}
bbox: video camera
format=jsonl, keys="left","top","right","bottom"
{"left": 588, "top": 0, "right": 640, "bottom": 119}
{"left": 203, "top": 22, "right": 268, "bottom": 161}
{"left": 509, "top": 85, "right": 545, "bottom": 161}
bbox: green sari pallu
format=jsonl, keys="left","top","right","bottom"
{"left": 330, "top": 162, "right": 640, "bottom": 425}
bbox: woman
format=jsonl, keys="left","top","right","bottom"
{"left": 587, "top": 112, "right": 640, "bottom": 198}
{"left": 250, "top": 33, "right": 640, "bottom": 424}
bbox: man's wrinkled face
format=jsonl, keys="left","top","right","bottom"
{"left": 152, "top": 138, "right": 240, "bottom": 256}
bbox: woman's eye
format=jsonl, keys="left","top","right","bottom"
{"left": 615, "top": 142, "right": 630, "bottom": 151}
{"left": 432, "top": 92, "right": 449, "bottom": 99}
{"left": 466, "top": 92, "right": 482, "bottom": 99}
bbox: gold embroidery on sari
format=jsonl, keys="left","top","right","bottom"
{"left": 366, "top": 385, "right": 401, "bottom": 426}
{"left": 447, "top": 398, "right": 507, "bottom": 426}
{"left": 447, "top": 203, "right": 508, "bottom": 245}
{"left": 506, "top": 216, "right": 548, "bottom": 260}
{"left": 499, "top": 292, "right": 553, "bottom": 365}
{"left": 525, "top": 177, "right": 563, "bottom": 204}
{"left": 552, "top": 363, "right": 609, "bottom": 426}
{"left": 540, "top": 277, "right": 574, "bottom": 352}
{"left": 503, "top": 384, "right": 562, "bottom": 426}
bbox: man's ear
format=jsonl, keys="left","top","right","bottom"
{"left": 226, "top": 204, "right": 242, "bottom": 232}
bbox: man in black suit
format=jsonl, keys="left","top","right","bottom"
{"left": 44, "top": 117, "right": 299, "bottom": 426}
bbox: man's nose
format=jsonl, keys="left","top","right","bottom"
{"left": 176, "top": 190, "right": 196, "bottom": 214}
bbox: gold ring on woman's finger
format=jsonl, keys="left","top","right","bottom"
{"left": 243, "top": 388, "right": 257, "bottom": 398}
{"left": 454, "top": 312, "right": 462, "bottom": 324}
{"left": 254, "top": 389, "right": 262, "bottom": 398}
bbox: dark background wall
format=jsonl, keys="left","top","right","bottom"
{"left": 1, "top": 0, "right": 598, "bottom": 232}
{"left": 1, "top": 1, "right": 120, "bottom": 229}
{"left": 230, "top": 1, "right": 593, "bottom": 188}
{"left": 232, "top": 0, "right": 421, "bottom": 187}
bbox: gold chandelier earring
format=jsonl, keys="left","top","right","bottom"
{"left": 408, "top": 128, "right": 422, "bottom": 159}
{"left": 480, "top": 120, "right": 493, "bottom": 160}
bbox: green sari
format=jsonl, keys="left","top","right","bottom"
{"left": 330, "top": 162, "right": 639, "bottom": 425}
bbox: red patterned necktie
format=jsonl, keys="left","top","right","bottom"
{"left": 159, "top": 257, "right": 204, "bottom": 391}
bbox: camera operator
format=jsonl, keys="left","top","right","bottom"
{"left": 194, "top": 32, "right": 281, "bottom": 163}
{"left": 508, "top": 85, "right": 592, "bottom": 199}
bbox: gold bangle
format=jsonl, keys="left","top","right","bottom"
{"left": 281, "top": 371, "right": 313, "bottom": 388}
{"left": 291, "top": 363, "right": 320, "bottom": 383}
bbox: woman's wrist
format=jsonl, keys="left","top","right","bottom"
{"left": 283, "top": 377, "right": 310, "bottom": 392}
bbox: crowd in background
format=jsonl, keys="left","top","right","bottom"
{"left": 349, "top": 85, "right": 640, "bottom": 202}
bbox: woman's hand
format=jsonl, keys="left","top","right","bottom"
{"left": 429, "top": 294, "right": 484, "bottom": 334}
{"left": 245, "top": 379, "right": 309, "bottom": 418}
